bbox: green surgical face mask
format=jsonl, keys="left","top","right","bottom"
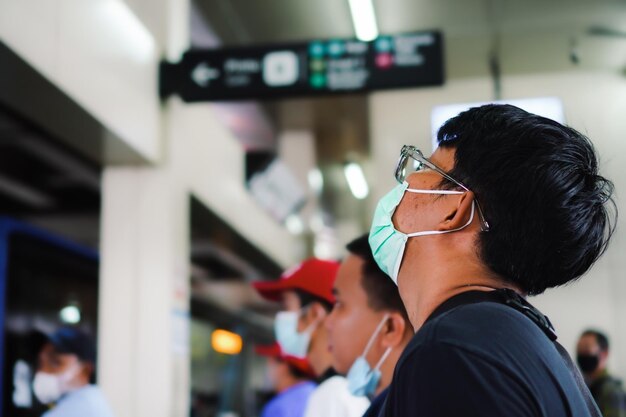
{"left": 368, "top": 181, "right": 474, "bottom": 284}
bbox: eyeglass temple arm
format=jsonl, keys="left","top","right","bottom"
{"left": 410, "top": 149, "right": 491, "bottom": 231}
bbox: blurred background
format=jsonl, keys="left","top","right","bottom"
{"left": 0, "top": 0, "right": 625, "bottom": 416}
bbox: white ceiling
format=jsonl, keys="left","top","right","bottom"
{"left": 194, "top": 0, "right": 626, "bottom": 80}
{"left": 195, "top": 0, "right": 626, "bottom": 45}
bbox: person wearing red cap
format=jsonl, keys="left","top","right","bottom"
{"left": 253, "top": 258, "right": 370, "bottom": 417}
{"left": 255, "top": 343, "right": 316, "bottom": 417}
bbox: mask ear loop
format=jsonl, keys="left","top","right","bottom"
{"left": 362, "top": 313, "right": 391, "bottom": 358}
{"left": 365, "top": 314, "right": 394, "bottom": 377}
{"left": 372, "top": 347, "right": 393, "bottom": 373}
{"left": 362, "top": 313, "right": 394, "bottom": 379}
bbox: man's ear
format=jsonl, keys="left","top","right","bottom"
{"left": 381, "top": 312, "right": 408, "bottom": 349}
{"left": 438, "top": 191, "right": 476, "bottom": 231}
{"left": 310, "top": 302, "right": 329, "bottom": 322}
{"left": 302, "top": 302, "right": 328, "bottom": 327}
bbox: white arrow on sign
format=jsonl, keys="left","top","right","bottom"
{"left": 192, "top": 62, "right": 220, "bottom": 87}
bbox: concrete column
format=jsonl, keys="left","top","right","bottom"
{"left": 97, "top": 0, "right": 192, "bottom": 413}
{"left": 98, "top": 167, "right": 190, "bottom": 417}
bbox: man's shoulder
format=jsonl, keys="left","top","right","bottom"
{"left": 430, "top": 299, "right": 538, "bottom": 332}
{"left": 50, "top": 385, "right": 115, "bottom": 417}
{"left": 594, "top": 374, "right": 626, "bottom": 415}
{"left": 311, "top": 375, "right": 349, "bottom": 398}
{"left": 411, "top": 301, "right": 546, "bottom": 351}
{"left": 598, "top": 374, "right": 626, "bottom": 394}
{"left": 312, "top": 375, "right": 369, "bottom": 408}
{"left": 363, "top": 388, "right": 389, "bottom": 417}
{"left": 262, "top": 382, "right": 316, "bottom": 417}
{"left": 284, "top": 381, "right": 317, "bottom": 400}
{"left": 262, "top": 394, "right": 293, "bottom": 417}
{"left": 304, "top": 376, "right": 369, "bottom": 417}
{"left": 385, "top": 298, "right": 593, "bottom": 416}
{"left": 397, "top": 299, "right": 561, "bottom": 382}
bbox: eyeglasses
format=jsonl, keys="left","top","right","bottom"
{"left": 395, "top": 145, "right": 491, "bottom": 232}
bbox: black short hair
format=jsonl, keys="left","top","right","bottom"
{"left": 582, "top": 329, "right": 609, "bottom": 352}
{"left": 437, "top": 104, "right": 617, "bottom": 295}
{"left": 294, "top": 289, "right": 334, "bottom": 312}
{"left": 346, "top": 235, "right": 409, "bottom": 321}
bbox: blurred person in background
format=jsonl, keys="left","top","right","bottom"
{"left": 33, "top": 327, "right": 115, "bottom": 417}
{"left": 253, "top": 258, "right": 370, "bottom": 417}
{"left": 326, "top": 235, "right": 413, "bottom": 417}
{"left": 255, "top": 343, "right": 316, "bottom": 417}
{"left": 577, "top": 329, "right": 626, "bottom": 417}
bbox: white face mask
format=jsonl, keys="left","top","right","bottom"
{"left": 369, "top": 181, "right": 475, "bottom": 284}
{"left": 274, "top": 309, "right": 319, "bottom": 359}
{"left": 32, "top": 364, "right": 81, "bottom": 404}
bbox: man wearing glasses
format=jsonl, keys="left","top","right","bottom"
{"left": 369, "top": 104, "right": 616, "bottom": 417}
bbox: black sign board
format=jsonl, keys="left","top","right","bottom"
{"left": 160, "top": 31, "right": 444, "bottom": 102}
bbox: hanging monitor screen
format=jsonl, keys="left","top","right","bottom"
{"left": 161, "top": 31, "right": 444, "bottom": 102}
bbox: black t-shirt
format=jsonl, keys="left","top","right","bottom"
{"left": 384, "top": 290, "right": 592, "bottom": 417}
{"left": 363, "top": 387, "right": 389, "bottom": 417}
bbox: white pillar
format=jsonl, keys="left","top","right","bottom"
{"left": 97, "top": 0, "right": 193, "bottom": 414}
{"left": 98, "top": 168, "right": 190, "bottom": 417}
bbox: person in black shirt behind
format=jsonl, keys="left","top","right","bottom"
{"left": 577, "top": 330, "right": 626, "bottom": 417}
{"left": 368, "top": 104, "right": 617, "bottom": 417}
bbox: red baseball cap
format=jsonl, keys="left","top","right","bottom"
{"left": 255, "top": 343, "right": 315, "bottom": 377}
{"left": 253, "top": 258, "right": 339, "bottom": 304}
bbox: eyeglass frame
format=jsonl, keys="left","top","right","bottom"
{"left": 394, "top": 145, "right": 491, "bottom": 232}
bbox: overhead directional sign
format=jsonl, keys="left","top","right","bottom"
{"left": 160, "top": 31, "right": 444, "bottom": 102}
{"left": 191, "top": 62, "right": 220, "bottom": 87}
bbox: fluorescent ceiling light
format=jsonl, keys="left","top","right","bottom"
{"left": 344, "top": 162, "right": 369, "bottom": 199}
{"left": 285, "top": 214, "right": 305, "bottom": 235}
{"left": 347, "top": 0, "right": 379, "bottom": 42}
{"left": 59, "top": 305, "right": 81, "bottom": 324}
{"left": 308, "top": 168, "right": 324, "bottom": 195}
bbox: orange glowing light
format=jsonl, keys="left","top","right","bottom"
{"left": 211, "top": 329, "right": 243, "bottom": 355}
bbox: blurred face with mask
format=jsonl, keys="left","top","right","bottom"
{"left": 326, "top": 235, "right": 413, "bottom": 403}
{"left": 576, "top": 332, "right": 609, "bottom": 382}
{"left": 253, "top": 258, "right": 340, "bottom": 377}
{"left": 275, "top": 289, "right": 334, "bottom": 377}
{"left": 33, "top": 343, "right": 92, "bottom": 405}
